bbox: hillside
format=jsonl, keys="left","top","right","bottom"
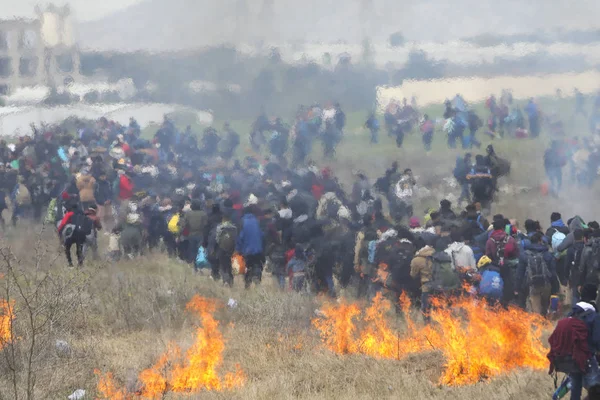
{"left": 77, "top": 0, "right": 600, "bottom": 51}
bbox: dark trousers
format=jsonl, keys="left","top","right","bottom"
{"left": 421, "top": 291, "right": 432, "bottom": 323}
{"left": 244, "top": 253, "right": 264, "bottom": 288}
{"left": 547, "top": 167, "right": 563, "bottom": 196}
{"left": 422, "top": 131, "right": 433, "bottom": 151}
{"left": 163, "top": 232, "right": 177, "bottom": 257}
{"left": 185, "top": 235, "right": 202, "bottom": 264}
{"left": 65, "top": 237, "right": 84, "bottom": 267}
{"left": 369, "top": 128, "right": 379, "bottom": 144}
{"left": 218, "top": 249, "right": 234, "bottom": 286}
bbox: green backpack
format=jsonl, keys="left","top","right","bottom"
{"left": 428, "top": 251, "right": 461, "bottom": 292}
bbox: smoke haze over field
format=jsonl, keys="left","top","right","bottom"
{"left": 67, "top": 0, "right": 600, "bottom": 51}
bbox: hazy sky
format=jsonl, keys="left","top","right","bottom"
{"left": 0, "top": 0, "right": 142, "bottom": 21}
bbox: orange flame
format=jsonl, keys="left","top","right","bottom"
{"left": 311, "top": 302, "right": 360, "bottom": 354}
{"left": 312, "top": 292, "right": 550, "bottom": 386}
{"left": 0, "top": 300, "right": 15, "bottom": 349}
{"left": 95, "top": 295, "right": 245, "bottom": 399}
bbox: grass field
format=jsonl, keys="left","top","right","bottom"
{"left": 0, "top": 228, "right": 556, "bottom": 399}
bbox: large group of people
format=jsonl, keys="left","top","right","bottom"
{"left": 1, "top": 90, "right": 600, "bottom": 398}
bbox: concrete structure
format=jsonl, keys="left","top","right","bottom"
{"left": 0, "top": 5, "right": 80, "bottom": 94}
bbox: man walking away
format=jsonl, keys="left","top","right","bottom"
{"left": 544, "top": 141, "right": 566, "bottom": 197}
{"left": 365, "top": 113, "right": 380, "bottom": 144}
{"left": 568, "top": 229, "right": 586, "bottom": 305}
{"left": 236, "top": 207, "right": 264, "bottom": 288}
{"left": 410, "top": 245, "right": 436, "bottom": 322}
{"left": 454, "top": 154, "right": 471, "bottom": 204}
{"left": 57, "top": 203, "right": 93, "bottom": 267}
{"left": 216, "top": 213, "right": 238, "bottom": 287}
{"left": 517, "top": 233, "right": 555, "bottom": 316}
{"left": 180, "top": 199, "right": 207, "bottom": 264}
{"left": 420, "top": 114, "right": 434, "bottom": 152}
{"left": 548, "top": 293, "right": 600, "bottom": 400}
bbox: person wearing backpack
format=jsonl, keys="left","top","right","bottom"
{"left": 549, "top": 295, "right": 600, "bottom": 400}
{"left": 568, "top": 229, "right": 587, "bottom": 305}
{"left": 216, "top": 213, "right": 238, "bottom": 287}
{"left": 57, "top": 203, "right": 92, "bottom": 267}
{"left": 410, "top": 245, "right": 437, "bottom": 322}
{"left": 486, "top": 219, "right": 519, "bottom": 265}
{"left": 477, "top": 255, "right": 504, "bottom": 305}
{"left": 517, "top": 232, "right": 556, "bottom": 316}
{"left": 579, "top": 236, "right": 600, "bottom": 305}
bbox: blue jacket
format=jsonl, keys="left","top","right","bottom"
{"left": 517, "top": 243, "right": 556, "bottom": 289}
{"left": 236, "top": 214, "right": 264, "bottom": 255}
{"left": 525, "top": 102, "right": 538, "bottom": 118}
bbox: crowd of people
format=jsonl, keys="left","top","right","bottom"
{"left": 1, "top": 91, "right": 600, "bottom": 398}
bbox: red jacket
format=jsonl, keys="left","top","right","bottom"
{"left": 57, "top": 211, "right": 74, "bottom": 234}
{"left": 548, "top": 317, "right": 591, "bottom": 374}
{"left": 119, "top": 174, "right": 134, "bottom": 201}
{"left": 485, "top": 230, "right": 518, "bottom": 261}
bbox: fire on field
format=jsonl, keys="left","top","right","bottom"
{"left": 95, "top": 295, "right": 245, "bottom": 399}
{"left": 312, "top": 292, "right": 550, "bottom": 386}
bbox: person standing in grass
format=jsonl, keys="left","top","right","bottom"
{"left": 420, "top": 114, "right": 434, "bottom": 152}
{"left": 365, "top": 112, "right": 380, "bottom": 144}
{"left": 236, "top": 207, "right": 265, "bottom": 289}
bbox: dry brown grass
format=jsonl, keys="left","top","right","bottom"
{"left": 0, "top": 227, "right": 557, "bottom": 399}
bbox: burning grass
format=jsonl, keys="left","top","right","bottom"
{"left": 0, "top": 299, "right": 14, "bottom": 349}
{"left": 95, "top": 295, "right": 245, "bottom": 399}
{"left": 312, "top": 292, "right": 550, "bottom": 386}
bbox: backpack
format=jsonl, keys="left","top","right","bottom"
{"left": 479, "top": 268, "right": 504, "bottom": 299}
{"left": 167, "top": 214, "right": 180, "bottom": 234}
{"left": 549, "top": 310, "right": 595, "bottom": 374}
{"left": 195, "top": 247, "right": 210, "bottom": 269}
{"left": 217, "top": 225, "right": 237, "bottom": 253}
{"left": 525, "top": 250, "right": 551, "bottom": 288}
{"left": 491, "top": 236, "right": 510, "bottom": 265}
{"left": 550, "top": 228, "right": 567, "bottom": 253}
{"left": 588, "top": 239, "right": 600, "bottom": 274}
{"left": 428, "top": 251, "right": 461, "bottom": 292}
{"left": 15, "top": 184, "right": 31, "bottom": 206}
{"left": 71, "top": 212, "right": 93, "bottom": 238}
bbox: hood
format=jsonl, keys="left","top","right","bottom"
{"left": 551, "top": 219, "right": 566, "bottom": 228}
{"left": 294, "top": 214, "right": 308, "bottom": 224}
{"left": 322, "top": 192, "right": 338, "bottom": 201}
{"left": 278, "top": 208, "right": 293, "bottom": 220}
{"left": 447, "top": 242, "right": 466, "bottom": 252}
{"left": 242, "top": 213, "right": 257, "bottom": 222}
{"left": 379, "top": 229, "right": 398, "bottom": 242}
{"left": 569, "top": 215, "right": 588, "bottom": 232}
{"left": 416, "top": 245, "right": 435, "bottom": 257}
{"left": 574, "top": 302, "right": 596, "bottom": 313}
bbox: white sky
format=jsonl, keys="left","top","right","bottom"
{"left": 0, "top": 0, "right": 142, "bottom": 21}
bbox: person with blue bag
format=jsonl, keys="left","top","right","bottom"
{"left": 477, "top": 255, "right": 504, "bottom": 306}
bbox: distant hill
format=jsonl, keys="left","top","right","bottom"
{"left": 77, "top": 0, "right": 600, "bottom": 52}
